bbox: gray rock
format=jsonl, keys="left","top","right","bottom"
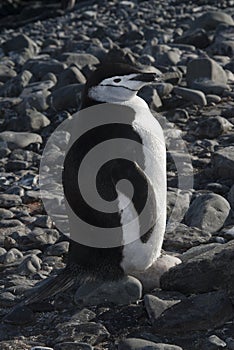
{"left": 60, "top": 53, "right": 99, "bottom": 69}
{"left": 1, "top": 70, "right": 32, "bottom": 97}
{"left": 164, "top": 223, "right": 211, "bottom": 251}
{"left": 0, "top": 64, "right": 17, "bottom": 83}
{"left": 118, "top": 338, "right": 183, "bottom": 350}
{"left": 207, "top": 335, "right": 226, "bottom": 348}
{"left": 3, "top": 305, "right": 35, "bottom": 325}
{"left": 45, "top": 241, "right": 69, "bottom": 256}
{"left": 0, "top": 194, "right": 22, "bottom": 208}
{"left": 18, "top": 254, "right": 42, "bottom": 275}
{"left": 56, "top": 66, "right": 86, "bottom": 88}
{"left": 228, "top": 185, "right": 234, "bottom": 208}
{"left": 212, "top": 146, "right": 234, "bottom": 180}
{"left": 131, "top": 255, "right": 181, "bottom": 292}
{"left": 187, "top": 58, "right": 228, "bottom": 87}
{"left": 194, "top": 116, "right": 232, "bottom": 139}
{"left": 160, "top": 240, "right": 234, "bottom": 295}
{"left": 2, "top": 34, "right": 39, "bottom": 65}
{"left": 33, "top": 215, "right": 53, "bottom": 228}
{"left": 24, "top": 59, "right": 66, "bottom": 80}
{"left": 54, "top": 343, "right": 93, "bottom": 350}
{"left": 3, "top": 248, "right": 23, "bottom": 264}
{"left": 174, "top": 28, "right": 210, "bottom": 49}
{"left": 180, "top": 243, "right": 221, "bottom": 263}
{"left": 74, "top": 276, "right": 142, "bottom": 306}
{"left": 184, "top": 193, "right": 230, "bottom": 233}
{"left": 23, "top": 109, "right": 51, "bottom": 131}
{"left": 0, "top": 131, "right": 42, "bottom": 149}
{"left": 189, "top": 81, "right": 229, "bottom": 95}
{"left": 153, "top": 291, "right": 234, "bottom": 333}
{"left": 190, "top": 11, "right": 234, "bottom": 31}
{"left": 28, "top": 228, "right": 60, "bottom": 245}
{"left": 144, "top": 294, "right": 179, "bottom": 323}
{"left": 50, "top": 84, "right": 83, "bottom": 111}
{"left": 0, "top": 291, "right": 16, "bottom": 307}
{"left": 206, "top": 94, "right": 222, "bottom": 104}
{"left": 173, "top": 86, "right": 207, "bottom": 106}
{"left": 0, "top": 208, "right": 14, "bottom": 219}
{"left": 138, "top": 86, "right": 162, "bottom": 109}
{"left": 55, "top": 322, "right": 109, "bottom": 345}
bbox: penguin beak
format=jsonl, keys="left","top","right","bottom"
{"left": 130, "top": 72, "right": 160, "bottom": 83}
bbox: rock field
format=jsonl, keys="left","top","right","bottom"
{"left": 0, "top": 0, "right": 234, "bottom": 349}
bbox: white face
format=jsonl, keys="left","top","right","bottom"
{"left": 88, "top": 73, "right": 151, "bottom": 103}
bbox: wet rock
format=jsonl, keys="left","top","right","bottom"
{"left": 160, "top": 240, "right": 234, "bottom": 295}
{"left": 184, "top": 193, "right": 230, "bottom": 233}
{"left": 74, "top": 276, "right": 142, "bottom": 306}
{"left": 60, "top": 53, "right": 99, "bottom": 69}
{"left": 164, "top": 223, "right": 212, "bottom": 251}
{"left": 173, "top": 86, "right": 207, "bottom": 106}
{"left": 0, "top": 131, "right": 42, "bottom": 149}
{"left": 153, "top": 291, "right": 234, "bottom": 334}
{"left": 189, "top": 11, "right": 234, "bottom": 31}
{"left": 212, "top": 146, "right": 234, "bottom": 180}
{"left": 131, "top": 255, "right": 181, "bottom": 292}
{"left": 194, "top": 116, "right": 232, "bottom": 139}
{"left": 118, "top": 338, "right": 183, "bottom": 350}
{"left": 0, "top": 194, "right": 22, "bottom": 208}
{"left": 50, "top": 84, "right": 83, "bottom": 111}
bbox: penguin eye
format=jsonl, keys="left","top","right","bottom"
{"left": 113, "top": 78, "right": 121, "bottom": 83}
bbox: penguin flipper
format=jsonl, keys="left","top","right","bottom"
{"left": 21, "top": 269, "right": 75, "bottom": 306}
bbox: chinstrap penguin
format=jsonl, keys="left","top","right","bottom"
{"left": 11, "top": 63, "right": 167, "bottom": 307}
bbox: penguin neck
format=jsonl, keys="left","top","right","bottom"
{"left": 80, "top": 95, "right": 149, "bottom": 111}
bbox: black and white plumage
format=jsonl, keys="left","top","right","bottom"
{"left": 16, "top": 63, "right": 167, "bottom": 307}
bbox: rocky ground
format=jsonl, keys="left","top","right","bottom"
{"left": 0, "top": 0, "right": 234, "bottom": 349}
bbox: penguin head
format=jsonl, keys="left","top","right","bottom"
{"left": 81, "top": 63, "right": 159, "bottom": 107}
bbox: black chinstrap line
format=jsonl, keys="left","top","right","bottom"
{"left": 99, "top": 83, "right": 138, "bottom": 92}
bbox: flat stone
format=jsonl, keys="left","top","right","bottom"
{"left": 23, "top": 109, "right": 51, "bottom": 131}
{"left": 131, "top": 255, "right": 181, "bottom": 292}
{"left": 173, "top": 86, "right": 207, "bottom": 106}
{"left": 45, "top": 241, "right": 69, "bottom": 256}
{"left": 0, "top": 131, "right": 42, "bottom": 149}
{"left": 160, "top": 240, "right": 234, "bottom": 295}
{"left": 54, "top": 343, "right": 93, "bottom": 350}
{"left": 0, "top": 208, "right": 14, "bottom": 219}
{"left": 184, "top": 193, "right": 230, "bottom": 233}
{"left": 3, "top": 305, "right": 35, "bottom": 325}
{"left": 118, "top": 338, "right": 183, "bottom": 350}
{"left": 212, "top": 146, "right": 234, "bottom": 180}
{"left": 174, "top": 28, "right": 210, "bottom": 49}
{"left": 153, "top": 291, "right": 234, "bottom": 334}
{"left": 1, "top": 70, "right": 32, "bottom": 97}
{"left": 74, "top": 276, "right": 142, "bottom": 306}
{"left": 56, "top": 66, "right": 86, "bottom": 88}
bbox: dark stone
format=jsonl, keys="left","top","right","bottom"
{"left": 3, "top": 305, "right": 35, "bottom": 325}
{"left": 212, "top": 146, "right": 234, "bottom": 180}
{"left": 153, "top": 291, "right": 234, "bottom": 334}
{"left": 160, "top": 240, "right": 234, "bottom": 295}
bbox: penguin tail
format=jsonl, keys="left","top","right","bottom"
{"left": 21, "top": 269, "right": 75, "bottom": 306}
